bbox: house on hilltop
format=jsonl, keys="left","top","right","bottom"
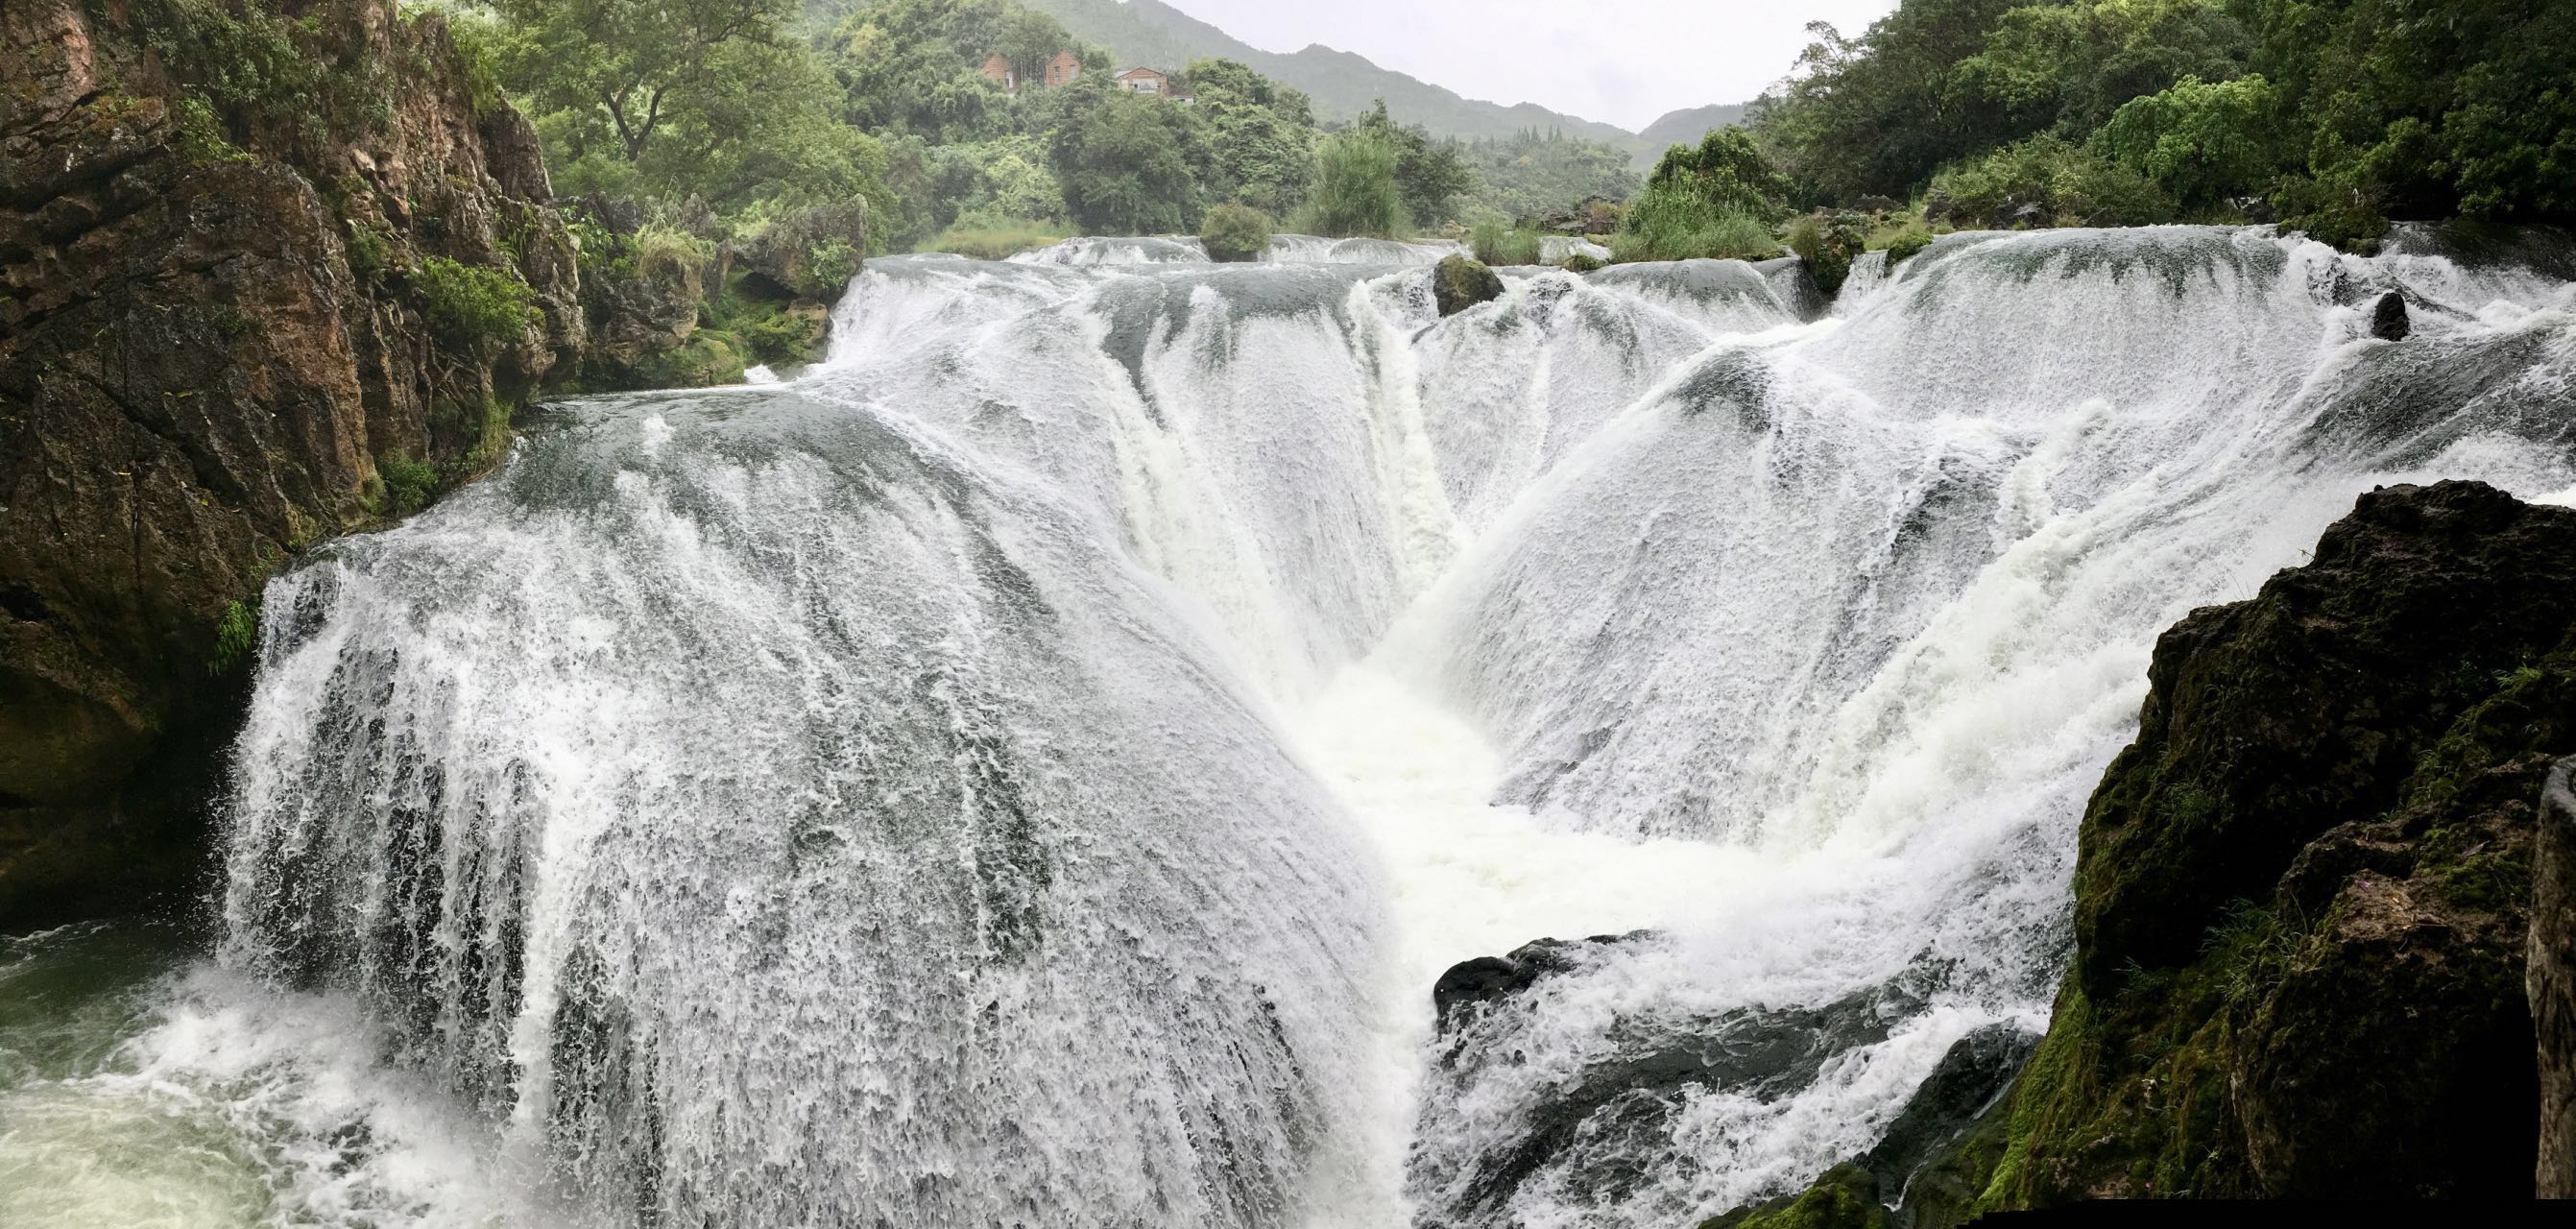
{"left": 1043, "top": 50, "right": 1081, "bottom": 88}
{"left": 977, "top": 50, "right": 1084, "bottom": 93}
{"left": 1116, "top": 66, "right": 1171, "bottom": 96}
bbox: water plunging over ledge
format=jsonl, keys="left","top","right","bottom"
{"left": 6, "top": 227, "right": 2575, "bottom": 1228}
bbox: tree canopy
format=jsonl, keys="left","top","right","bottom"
{"left": 1746, "top": 0, "right": 2576, "bottom": 246}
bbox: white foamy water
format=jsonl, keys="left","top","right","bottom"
{"left": 11, "top": 226, "right": 2573, "bottom": 1228}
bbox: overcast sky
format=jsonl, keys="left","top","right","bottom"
{"left": 1154, "top": 0, "right": 1902, "bottom": 132}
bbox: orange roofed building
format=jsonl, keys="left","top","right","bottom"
{"left": 980, "top": 50, "right": 1084, "bottom": 93}
{"left": 1043, "top": 50, "right": 1082, "bottom": 88}
{"left": 1115, "top": 66, "right": 1171, "bottom": 96}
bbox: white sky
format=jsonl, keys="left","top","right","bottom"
{"left": 1156, "top": 0, "right": 1903, "bottom": 132}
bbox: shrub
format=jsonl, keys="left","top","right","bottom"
{"left": 1788, "top": 211, "right": 1872, "bottom": 296}
{"left": 1641, "top": 128, "right": 1792, "bottom": 223}
{"left": 806, "top": 239, "right": 861, "bottom": 291}
{"left": 1200, "top": 203, "right": 1273, "bottom": 262}
{"left": 1930, "top": 135, "right": 2177, "bottom": 229}
{"left": 1883, "top": 229, "right": 1935, "bottom": 267}
{"left": 632, "top": 224, "right": 717, "bottom": 294}
{"left": 208, "top": 599, "right": 258, "bottom": 676}
{"left": 377, "top": 450, "right": 440, "bottom": 516}
{"left": 1469, "top": 219, "right": 1543, "bottom": 266}
{"left": 1609, "top": 192, "right": 1781, "bottom": 263}
{"left": 410, "top": 256, "right": 537, "bottom": 352}
{"left": 1293, "top": 131, "right": 1409, "bottom": 239}
{"left": 168, "top": 93, "right": 252, "bottom": 166}
{"left": 1562, "top": 253, "right": 1604, "bottom": 274}
{"left": 927, "top": 216, "right": 1068, "bottom": 260}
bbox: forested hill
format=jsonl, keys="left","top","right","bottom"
{"left": 1016, "top": 0, "right": 1648, "bottom": 145}
{"left": 1631, "top": 104, "right": 1749, "bottom": 164}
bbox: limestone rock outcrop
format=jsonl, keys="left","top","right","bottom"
{"left": 0, "top": 0, "right": 582, "bottom": 925}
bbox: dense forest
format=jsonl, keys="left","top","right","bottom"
{"left": 433, "top": 0, "right": 1626, "bottom": 264}
{"left": 428, "top": 0, "right": 2572, "bottom": 294}
{"left": 1744, "top": 0, "right": 2575, "bottom": 249}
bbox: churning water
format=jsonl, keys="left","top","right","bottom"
{"left": 6, "top": 228, "right": 2574, "bottom": 1228}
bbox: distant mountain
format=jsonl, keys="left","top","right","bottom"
{"left": 1023, "top": 0, "right": 1642, "bottom": 145}
{"left": 1629, "top": 103, "right": 1750, "bottom": 165}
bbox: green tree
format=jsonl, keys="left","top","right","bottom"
{"left": 1047, "top": 78, "right": 1203, "bottom": 233}
{"left": 1461, "top": 130, "right": 1640, "bottom": 222}
{"left": 1185, "top": 58, "right": 1317, "bottom": 216}
{"left": 1750, "top": 0, "right": 2027, "bottom": 202}
{"left": 1295, "top": 129, "right": 1408, "bottom": 238}
{"left": 2094, "top": 74, "right": 2283, "bottom": 211}
{"left": 1640, "top": 128, "right": 1793, "bottom": 221}
{"left": 2254, "top": 0, "right": 2576, "bottom": 244}
{"left": 1955, "top": 0, "right": 2251, "bottom": 137}
{"left": 1350, "top": 102, "right": 1474, "bottom": 228}
{"left": 489, "top": 0, "right": 803, "bottom": 164}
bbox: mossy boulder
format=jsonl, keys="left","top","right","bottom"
{"left": 1700, "top": 1164, "right": 1891, "bottom": 1229}
{"left": 640, "top": 332, "right": 748, "bottom": 389}
{"left": 1432, "top": 254, "right": 1505, "bottom": 317}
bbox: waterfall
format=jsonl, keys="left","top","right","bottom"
{"left": 12, "top": 226, "right": 2571, "bottom": 1228}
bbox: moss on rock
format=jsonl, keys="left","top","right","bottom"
{"left": 1432, "top": 254, "right": 1505, "bottom": 317}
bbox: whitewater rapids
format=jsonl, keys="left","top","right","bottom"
{"left": 5, "top": 228, "right": 2573, "bottom": 1229}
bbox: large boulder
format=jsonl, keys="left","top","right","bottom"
{"left": 1432, "top": 254, "right": 1505, "bottom": 317}
{"left": 0, "top": 0, "right": 582, "bottom": 926}
{"left": 1998, "top": 480, "right": 2576, "bottom": 1202}
{"left": 1730, "top": 481, "right": 2576, "bottom": 1217}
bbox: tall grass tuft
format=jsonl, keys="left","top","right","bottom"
{"left": 927, "top": 215, "right": 1071, "bottom": 261}
{"left": 1292, "top": 132, "right": 1410, "bottom": 240}
{"left": 1608, "top": 186, "right": 1781, "bottom": 263}
{"left": 1470, "top": 219, "right": 1545, "bottom": 266}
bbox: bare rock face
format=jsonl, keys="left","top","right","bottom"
{"left": 0, "top": 0, "right": 582, "bottom": 926}
{"left": 2536, "top": 759, "right": 2576, "bottom": 1196}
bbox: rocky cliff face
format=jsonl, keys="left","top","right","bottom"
{"left": 1674, "top": 481, "right": 2576, "bottom": 1225}
{"left": 0, "top": 0, "right": 582, "bottom": 926}
{"left": 1998, "top": 480, "right": 2574, "bottom": 1203}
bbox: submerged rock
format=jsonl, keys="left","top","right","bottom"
{"left": 2371, "top": 290, "right": 2411, "bottom": 341}
{"left": 1433, "top": 254, "right": 1505, "bottom": 316}
{"left": 1419, "top": 931, "right": 1933, "bottom": 1225}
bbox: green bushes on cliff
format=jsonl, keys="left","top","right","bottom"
{"left": 1927, "top": 134, "right": 2175, "bottom": 229}
{"left": 411, "top": 256, "right": 539, "bottom": 353}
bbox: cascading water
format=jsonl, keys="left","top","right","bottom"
{"left": 6, "top": 226, "right": 2572, "bottom": 1229}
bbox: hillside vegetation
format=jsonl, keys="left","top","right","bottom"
{"left": 1746, "top": 0, "right": 2576, "bottom": 248}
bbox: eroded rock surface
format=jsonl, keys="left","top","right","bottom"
{"left": 0, "top": 0, "right": 581, "bottom": 925}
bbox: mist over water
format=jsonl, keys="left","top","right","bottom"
{"left": 7, "top": 229, "right": 2573, "bottom": 1228}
